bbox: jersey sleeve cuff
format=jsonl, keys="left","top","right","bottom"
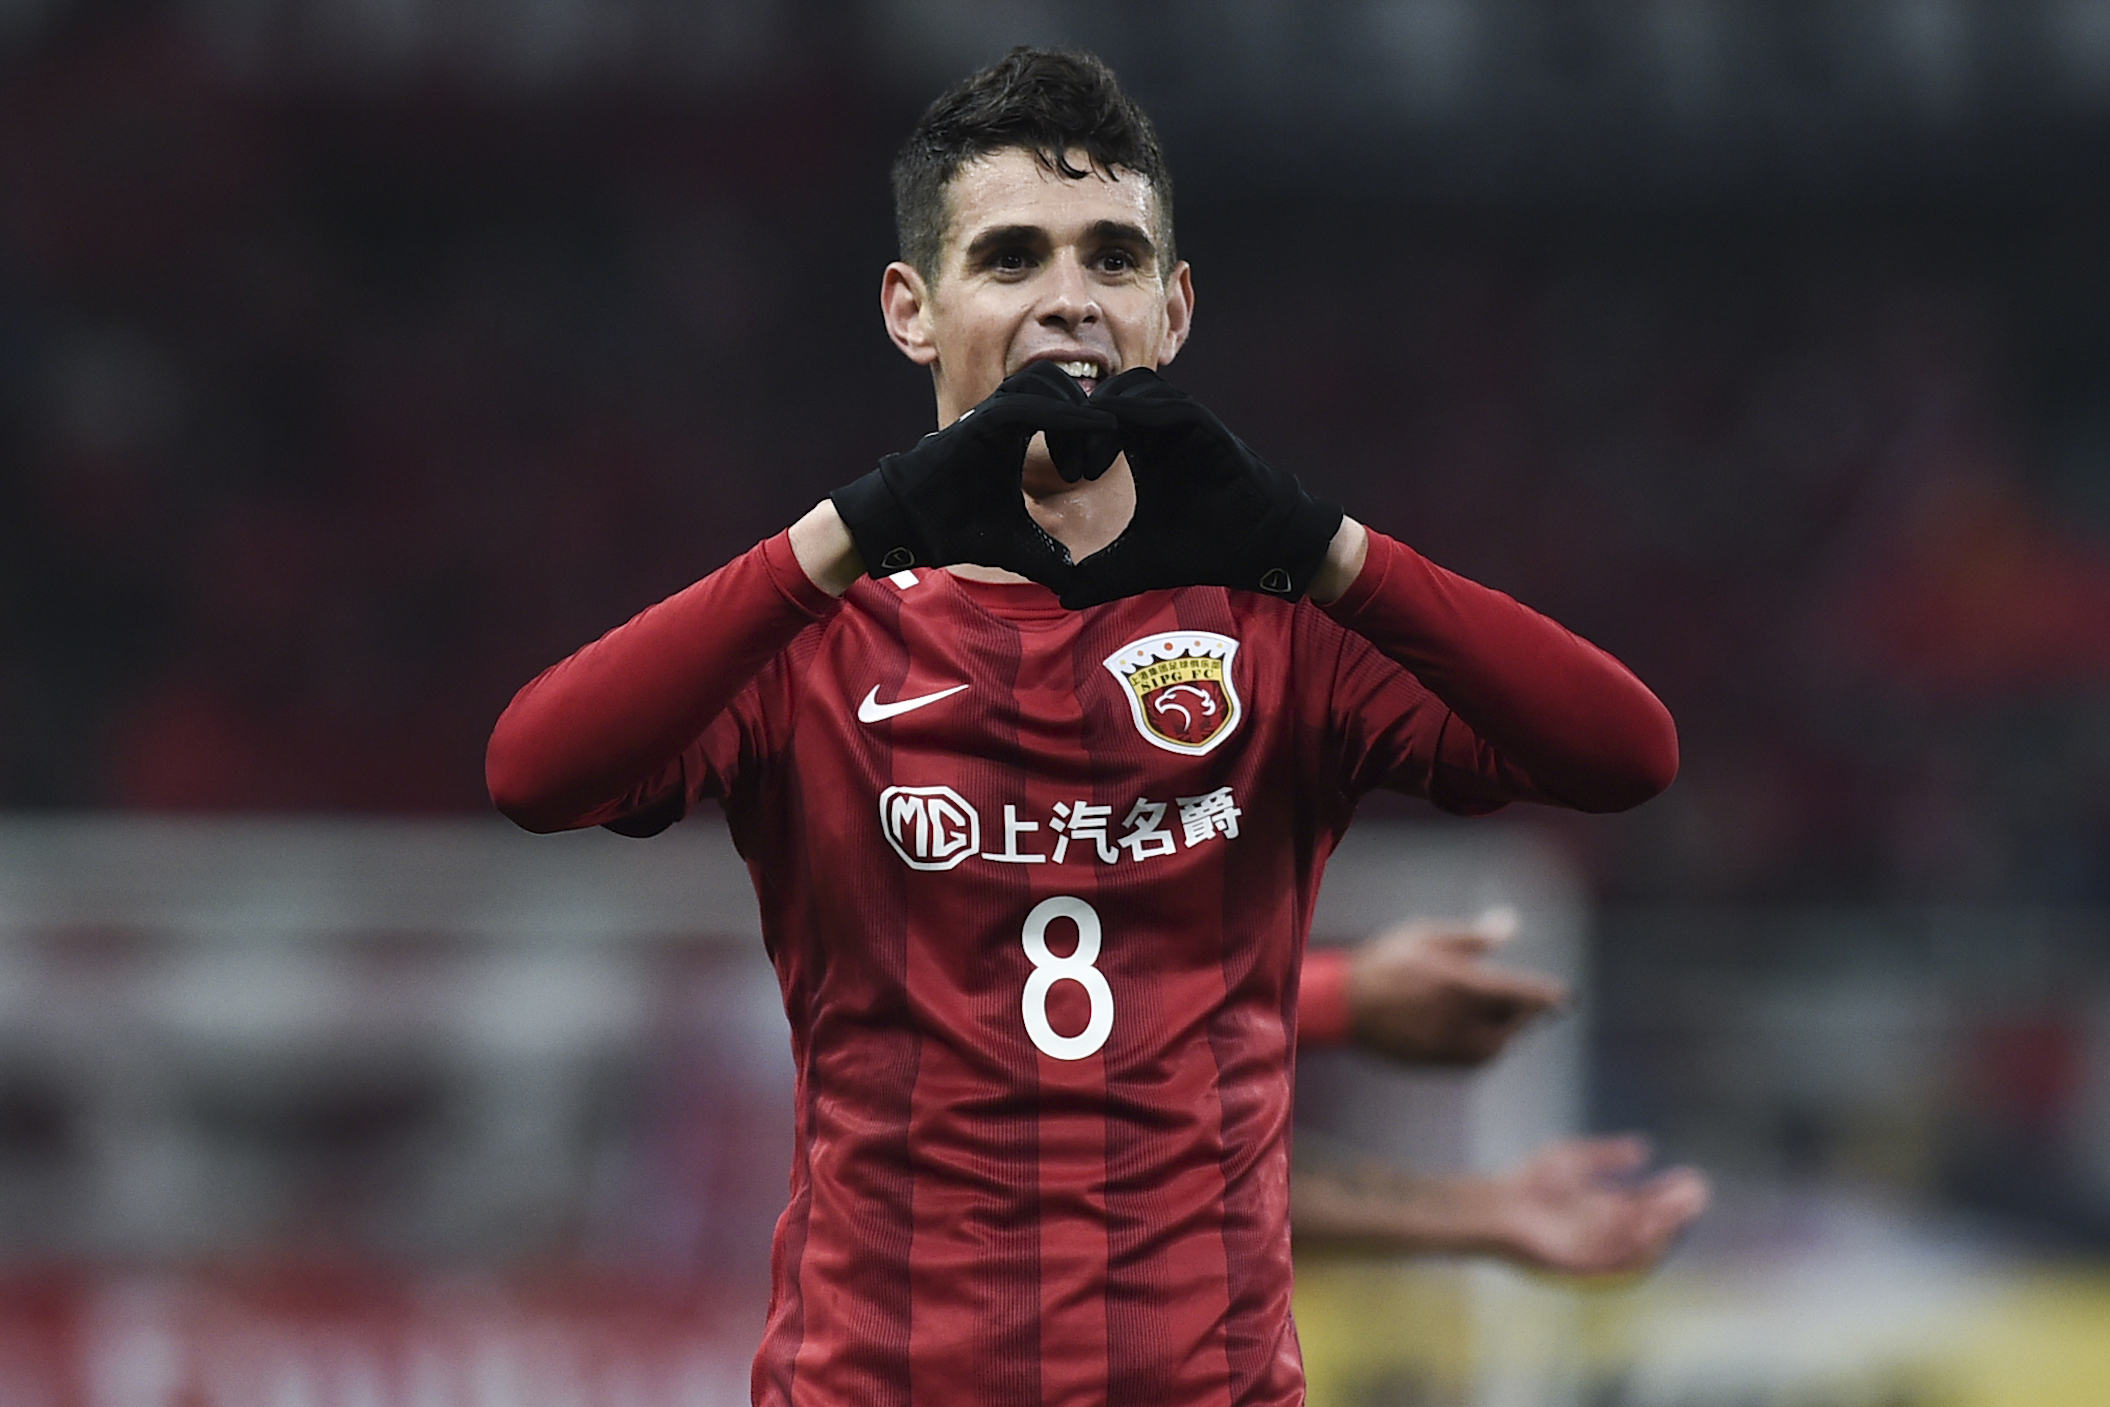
{"left": 1299, "top": 945, "right": 1354, "bottom": 1047}
{"left": 762, "top": 528, "right": 849, "bottom": 622}
{"left": 1318, "top": 527, "right": 1407, "bottom": 627}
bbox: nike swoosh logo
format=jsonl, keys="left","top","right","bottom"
{"left": 857, "top": 683, "right": 970, "bottom": 724}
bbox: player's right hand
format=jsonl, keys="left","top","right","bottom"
{"left": 830, "top": 362, "right": 1120, "bottom": 587}
{"left": 1288, "top": 1136, "right": 1707, "bottom": 1275}
{"left": 1484, "top": 1136, "right": 1711, "bottom": 1277}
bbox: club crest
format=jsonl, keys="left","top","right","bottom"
{"left": 1102, "top": 631, "right": 1244, "bottom": 755}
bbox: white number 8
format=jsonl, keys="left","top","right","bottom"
{"left": 1020, "top": 896, "right": 1113, "bottom": 1061}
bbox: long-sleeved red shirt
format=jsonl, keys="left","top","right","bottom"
{"left": 488, "top": 529, "right": 1673, "bottom": 1407}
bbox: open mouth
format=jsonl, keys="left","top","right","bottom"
{"left": 1043, "top": 358, "right": 1106, "bottom": 395}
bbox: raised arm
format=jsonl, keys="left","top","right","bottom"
{"left": 1319, "top": 519, "right": 1678, "bottom": 813}
{"left": 485, "top": 508, "right": 848, "bottom": 833}
{"left": 488, "top": 361, "right": 1139, "bottom": 834}
{"left": 1057, "top": 371, "right": 1674, "bottom": 813}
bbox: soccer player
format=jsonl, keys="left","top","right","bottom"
{"left": 1295, "top": 919, "right": 1708, "bottom": 1275}
{"left": 487, "top": 46, "right": 1678, "bottom": 1407}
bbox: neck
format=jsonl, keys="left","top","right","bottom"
{"left": 950, "top": 450, "right": 1136, "bottom": 585}
{"left": 1027, "top": 452, "right": 1135, "bottom": 560}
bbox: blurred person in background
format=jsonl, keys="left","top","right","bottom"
{"left": 1295, "top": 915, "right": 1708, "bottom": 1277}
{"left": 487, "top": 45, "right": 1676, "bottom": 1407}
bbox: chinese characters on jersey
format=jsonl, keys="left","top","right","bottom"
{"left": 880, "top": 784, "right": 1243, "bottom": 871}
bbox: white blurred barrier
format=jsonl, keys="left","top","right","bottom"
{"left": 68, "top": 1273, "right": 757, "bottom": 1407}
{"left": 0, "top": 817, "right": 790, "bottom": 1268}
{"left": 1305, "top": 821, "right": 1587, "bottom": 1179}
{"left": 1303, "top": 822, "right": 1592, "bottom": 1407}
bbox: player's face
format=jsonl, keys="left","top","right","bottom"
{"left": 882, "top": 147, "right": 1194, "bottom": 429}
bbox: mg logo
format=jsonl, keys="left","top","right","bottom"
{"left": 878, "top": 786, "right": 982, "bottom": 870}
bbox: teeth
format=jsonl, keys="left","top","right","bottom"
{"left": 1054, "top": 360, "right": 1100, "bottom": 380}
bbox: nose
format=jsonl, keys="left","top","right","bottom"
{"left": 1035, "top": 251, "right": 1100, "bottom": 332}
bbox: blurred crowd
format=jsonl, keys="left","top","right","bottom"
{"left": 5, "top": 5, "right": 2110, "bottom": 917}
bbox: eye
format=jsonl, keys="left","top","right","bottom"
{"left": 1098, "top": 250, "right": 1134, "bottom": 272}
{"left": 988, "top": 248, "right": 1035, "bottom": 274}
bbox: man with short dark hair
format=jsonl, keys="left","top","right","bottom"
{"left": 489, "top": 46, "right": 1677, "bottom": 1407}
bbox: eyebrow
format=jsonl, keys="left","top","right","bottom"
{"left": 961, "top": 224, "right": 1048, "bottom": 264}
{"left": 960, "top": 220, "right": 1159, "bottom": 265}
{"left": 1086, "top": 220, "right": 1158, "bottom": 261}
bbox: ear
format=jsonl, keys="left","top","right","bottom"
{"left": 1154, "top": 261, "right": 1196, "bottom": 369}
{"left": 881, "top": 262, "right": 939, "bottom": 366}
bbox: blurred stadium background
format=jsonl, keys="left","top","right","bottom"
{"left": 5, "top": 0, "right": 2110, "bottom": 1402}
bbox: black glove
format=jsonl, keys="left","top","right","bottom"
{"left": 1061, "top": 369, "right": 1343, "bottom": 608}
{"left": 831, "top": 363, "right": 1121, "bottom": 585}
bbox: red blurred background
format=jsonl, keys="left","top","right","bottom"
{"left": 7, "top": 2, "right": 2110, "bottom": 1401}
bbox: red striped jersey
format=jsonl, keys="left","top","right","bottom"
{"left": 486, "top": 529, "right": 1677, "bottom": 1407}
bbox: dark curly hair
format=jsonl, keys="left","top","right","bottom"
{"left": 892, "top": 47, "right": 1174, "bottom": 280}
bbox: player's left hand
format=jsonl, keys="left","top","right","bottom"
{"left": 1348, "top": 914, "right": 1567, "bottom": 1066}
{"left": 1059, "top": 369, "right": 1343, "bottom": 608}
{"left": 1484, "top": 1136, "right": 1711, "bottom": 1277}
